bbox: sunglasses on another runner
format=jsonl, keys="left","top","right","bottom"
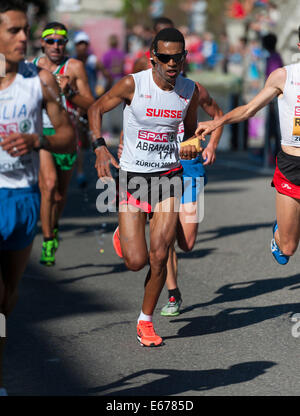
{"left": 154, "top": 50, "right": 187, "bottom": 64}
{"left": 44, "top": 38, "right": 68, "bottom": 46}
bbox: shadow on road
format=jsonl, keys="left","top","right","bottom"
{"left": 57, "top": 262, "right": 128, "bottom": 284}
{"left": 87, "top": 361, "right": 276, "bottom": 396}
{"left": 182, "top": 273, "right": 300, "bottom": 312}
{"left": 164, "top": 302, "right": 300, "bottom": 341}
{"left": 4, "top": 261, "right": 117, "bottom": 395}
{"left": 195, "top": 222, "right": 273, "bottom": 244}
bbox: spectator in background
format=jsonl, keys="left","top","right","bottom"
{"left": 202, "top": 32, "right": 218, "bottom": 70}
{"left": 102, "top": 35, "right": 126, "bottom": 136}
{"left": 102, "top": 35, "right": 126, "bottom": 84}
{"left": 74, "top": 31, "right": 112, "bottom": 98}
{"left": 262, "top": 33, "right": 283, "bottom": 164}
{"left": 185, "top": 30, "right": 204, "bottom": 71}
{"left": 262, "top": 33, "right": 283, "bottom": 78}
{"left": 218, "top": 32, "right": 230, "bottom": 74}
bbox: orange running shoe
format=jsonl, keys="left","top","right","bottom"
{"left": 137, "top": 320, "right": 163, "bottom": 347}
{"left": 112, "top": 226, "right": 123, "bottom": 258}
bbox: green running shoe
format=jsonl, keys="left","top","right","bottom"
{"left": 160, "top": 296, "right": 182, "bottom": 317}
{"left": 53, "top": 228, "right": 59, "bottom": 251}
{"left": 40, "top": 239, "right": 55, "bottom": 266}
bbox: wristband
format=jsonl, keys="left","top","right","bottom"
{"left": 92, "top": 137, "right": 107, "bottom": 151}
{"left": 34, "top": 134, "right": 49, "bottom": 151}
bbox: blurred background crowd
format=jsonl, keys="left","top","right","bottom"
{"left": 23, "top": 0, "right": 300, "bottom": 167}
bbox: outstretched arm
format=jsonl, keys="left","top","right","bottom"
{"left": 196, "top": 67, "right": 286, "bottom": 140}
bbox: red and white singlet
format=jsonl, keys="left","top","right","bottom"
{"left": 121, "top": 68, "right": 195, "bottom": 173}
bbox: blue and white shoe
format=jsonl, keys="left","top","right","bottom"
{"left": 271, "top": 221, "right": 289, "bottom": 265}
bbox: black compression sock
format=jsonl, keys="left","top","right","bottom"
{"left": 44, "top": 237, "right": 53, "bottom": 242}
{"left": 168, "top": 288, "right": 181, "bottom": 301}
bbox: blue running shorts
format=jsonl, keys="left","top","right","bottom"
{"left": 181, "top": 156, "right": 207, "bottom": 204}
{"left": 0, "top": 185, "right": 40, "bottom": 251}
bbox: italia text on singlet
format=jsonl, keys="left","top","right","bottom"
{"left": 0, "top": 61, "right": 43, "bottom": 188}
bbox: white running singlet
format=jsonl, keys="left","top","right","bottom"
{"left": 278, "top": 63, "right": 300, "bottom": 147}
{"left": 0, "top": 61, "right": 43, "bottom": 188}
{"left": 121, "top": 69, "right": 195, "bottom": 173}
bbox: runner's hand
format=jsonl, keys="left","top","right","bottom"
{"left": 0, "top": 133, "right": 39, "bottom": 157}
{"left": 94, "top": 146, "right": 120, "bottom": 179}
{"left": 180, "top": 136, "right": 203, "bottom": 160}
{"left": 55, "top": 75, "right": 70, "bottom": 94}
{"left": 195, "top": 120, "right": 219, "bottom": 140}
{"left": 202, "top": 143, "right": 217, "bottom": 166}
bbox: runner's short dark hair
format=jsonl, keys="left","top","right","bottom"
{"left": 153, "top": 17, "right": 174, "bottom": 32}
{"left": 43, "top": 21, "right": 68, "bottom": 33}
{"left": 0, "top": 0, "right": 27, "bottom": 20}
{"left": 153, "top": 28, "right": 185, "bottom": 53}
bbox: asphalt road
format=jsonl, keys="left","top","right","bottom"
{"left": 3, "top": 149, "right": 300, "bottom": 397}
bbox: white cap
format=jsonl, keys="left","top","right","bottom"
{"left": 74, "top": 31, "right": 90, "bottom": 44}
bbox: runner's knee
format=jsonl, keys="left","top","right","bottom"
{"left": 40, "top": 176, "right": 57, "bottom": 195}
{"left": 149, "top": 245, "right": 169, "bottom": 268}
{"left": 124, "top": 253, "right": 148, "bottom": 271}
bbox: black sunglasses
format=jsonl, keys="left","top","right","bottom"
{"left": 44, "top": 38, "right": 68, "bottom": 46}
{"left": 154, "top": 50, "right": 187, "bottom": 64}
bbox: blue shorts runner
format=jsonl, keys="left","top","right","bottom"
{"left": 181, "top": 155, "right": 207, "bottom": 204}
{"left": 0, "top": 185, "right": 40, "bottom": 251}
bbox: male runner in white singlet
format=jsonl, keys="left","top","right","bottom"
{"left": 89, "top": 28, "right": 200, "bottom": 347}
{"left": 196, "top": 26, "right": 300, "bottom": 266}
{"left": 117, "top": 18, "right": 223, "bottom": 317}
{"left": 0, "top": 1, "right": 75, "bottom": 395}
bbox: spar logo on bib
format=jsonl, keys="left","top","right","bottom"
{"left": 138, "top": 130, "right": 169, "bottom": 143}
{"left": 19, "top": 119, "right": 32, "bottom": 133}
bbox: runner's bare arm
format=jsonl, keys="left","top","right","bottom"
{"left": 197, "top": 82, "right": 223, "bottom": 165}
{"left": 65, "top": 59, "right": 95, "bottom": 110}
{"left": 180, "top": 87, "right": 201, "bottom": 160}
{"left": 40, "top": 69, "right": 76, "bottom": 153}
{"left": 196, "top": 67, "right": 286, "bottom": 139}
{"left": 88, "top": 75, "right": 135, "bottom": 178}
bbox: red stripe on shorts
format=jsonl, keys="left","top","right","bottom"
{"left": 272, "top": 164, "right": 300, "bottom": 199}
{"left": 119, "top": 191, "right": 152, "bottom": 213}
